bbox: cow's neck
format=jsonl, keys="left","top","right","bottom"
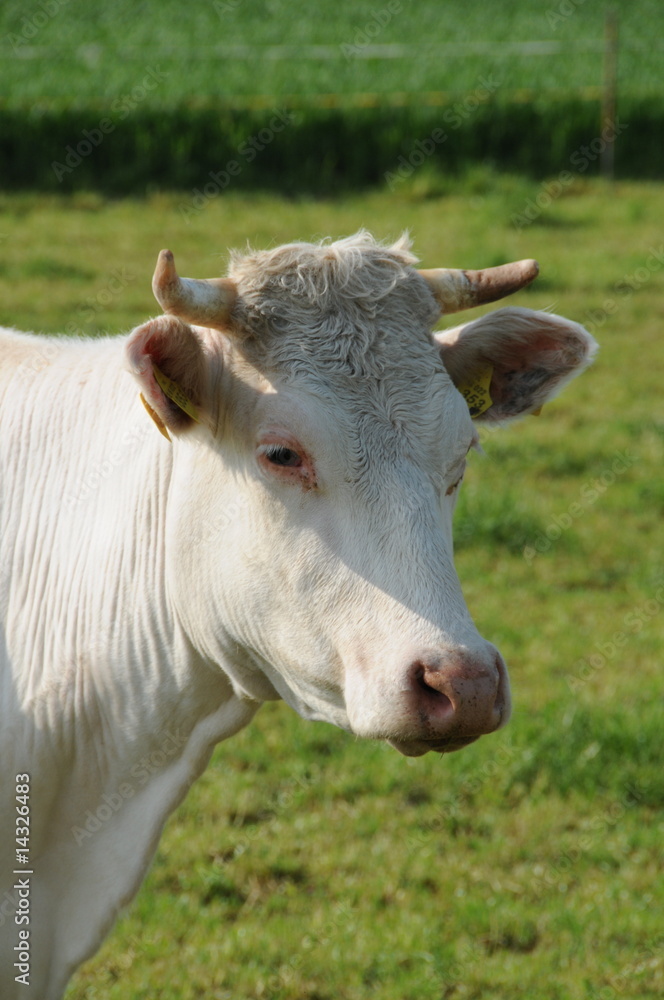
{"left": 0, "top": 333, "right": 260, "bottom": 995}
{"left": 2, "top": 334, "right": 258, "bottom": 844}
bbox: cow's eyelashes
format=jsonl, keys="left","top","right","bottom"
{"left": 258, "top": 441, "right": 317, "bottom": 487}
{"left": 263, "top": 445, "right": 303, "bottom": 468}
{"left": 445, "top": 461, "right": 467, "bottom": 495}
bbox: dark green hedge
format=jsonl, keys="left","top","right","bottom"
{"left": 0, "top": 98, "right": 661, "bottom": 195}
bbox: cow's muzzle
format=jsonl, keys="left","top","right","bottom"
{"left": 389, "top": 645, "right": 511, "bottom": 757}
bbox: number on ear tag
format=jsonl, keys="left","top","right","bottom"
{"left": 457, "top": 366, "right": 493, "bottom": 418}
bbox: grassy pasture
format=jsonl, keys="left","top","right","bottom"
{"left": 0, "top": 178, "right": 662, "bottom": 998}
{"left": 2, "top": 0, "right": 664, "bottom": 192}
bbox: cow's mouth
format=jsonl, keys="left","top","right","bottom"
{"left": 387, "top": 734, "right": 481, "bottom": 757}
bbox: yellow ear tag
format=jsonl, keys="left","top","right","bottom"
{"left": 457, "top": 366, "right": 493, "bottom": 418}
{"left": 140, "top": 392, "right": 171, "bottom": 441}
{"left": 153, "top": 363, "right": 200, "bottom": 423}
{"left": 531, "top": 405, "right": 543, "bottom": 417}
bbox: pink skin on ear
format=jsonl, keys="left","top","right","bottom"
{"left": 125, "top": 315, "right": 206, "bottom": 434}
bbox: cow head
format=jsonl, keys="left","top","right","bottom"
{"left": 126, "top": 233, "right": 597, "bottom": 756}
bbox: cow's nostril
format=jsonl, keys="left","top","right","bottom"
{"left": 417, "top": 671, "right": 445, "bottom": 697}
{"left": 413, "top": 666, "right": 454, "bottom": 717}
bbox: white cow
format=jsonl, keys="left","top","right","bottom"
{"left": 0, "top": 232, "right": 596, "bottom": 997}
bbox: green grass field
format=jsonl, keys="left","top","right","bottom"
{"left": 3, "top": 0, "right": 663, "bottom": 193}
{"left": 2, "top": 0, "right": 663, "bottom": 104}
{"left": 1, "top": 177, "right": 663, "bottom": 998}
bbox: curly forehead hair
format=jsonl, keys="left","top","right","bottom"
{"left": 227, "top": 231, "right": 440, "bottom": 376}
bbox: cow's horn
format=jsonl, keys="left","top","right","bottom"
{"left": 152, "top": 250, "right": 237, "bottom": 330}
{"left": 419, "top": 259, "right": 539, "bottom": 314}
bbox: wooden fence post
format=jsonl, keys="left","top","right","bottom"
{"left": 601, "top": 8, "right": 619, "bottom": 180}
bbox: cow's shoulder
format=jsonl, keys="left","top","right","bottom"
{"left": 0, "top": 326, "right": 50, "bottom": 368}
{"left": 0, "top": 329, "right": 126, "bottom": 400}
{"left": 1, "top": 326, "right": 75, "bottom": 372}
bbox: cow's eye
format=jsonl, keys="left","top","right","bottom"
{"left": 257, "top": 436, "right": 316, "bottom": 487}
{"left": 264, "top": 445, "right": 303, "bottom": 468}
{"left": 445, "top": 464, "right": 466, "bottom": 495}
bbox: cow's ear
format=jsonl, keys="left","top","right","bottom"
{"left": 433, "top": 306, "right": 598, "bottom": 422}
{"left": 125, "top": 315, "right": 208, "bottom": 439}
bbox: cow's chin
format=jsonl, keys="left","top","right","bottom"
{"left": 387, "top": 735, "right": 481, "bottom": 757}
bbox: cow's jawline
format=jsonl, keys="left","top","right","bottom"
{"left": 388, "top": 734, "right": 481, "bottom": 757}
